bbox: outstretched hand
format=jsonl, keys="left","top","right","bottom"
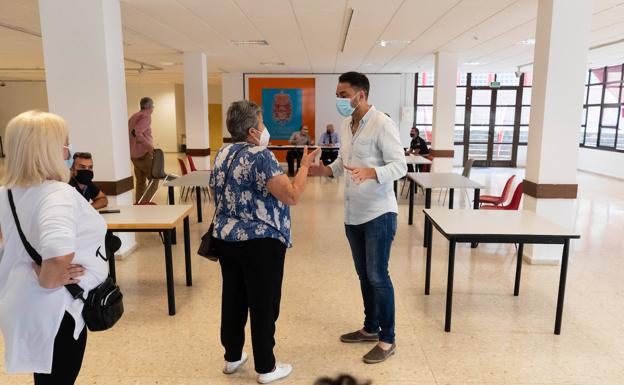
{"left": 344, "top": 165, "right": 377, "bottom": 184}
{"left": 300, "top": 146, "right": 322, "bottom": 168}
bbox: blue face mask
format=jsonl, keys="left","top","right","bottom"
{"left": 64, "top": 144, "right": 74, "bottom": 168}
{"left": 336, "top": 97, "right": 356, "bottom": 117}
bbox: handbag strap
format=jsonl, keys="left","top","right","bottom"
{"left": 7, "top": 189, "right": 85, "bottom": 300}
{"left": 211, "top": 144, "right": 249, "bottom": 224}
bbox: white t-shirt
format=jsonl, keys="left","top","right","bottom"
{"left": 0, "top": 181, "right": 108, "bottom": 374}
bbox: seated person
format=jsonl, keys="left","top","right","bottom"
{"left": 69, "top": 152, "right": 109, "bottom": 209}
{"left": 319, "top": 124, "right": 340, "bottom": 166}
{"left": 406, "top": 127, "right": 430, "bottom": 172}
{"left": 286, "top": 125, "right": 313, "bottom": 176}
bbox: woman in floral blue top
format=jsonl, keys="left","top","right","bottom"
{"left": 209, "top": 100, "right": 319, "bottom": 384}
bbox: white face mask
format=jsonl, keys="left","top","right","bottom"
{"left": 259, "top": 127, "right": 271, "bottom": 147}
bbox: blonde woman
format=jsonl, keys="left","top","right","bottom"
{"left": 0, "top": 111, "right": 108, "bottom": 384}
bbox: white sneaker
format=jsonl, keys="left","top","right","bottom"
{"left": 223, "top": 351, "right": 248, "bottom": 374}
{"left": 257, "top": 362, "right": 293, "bottom": 384}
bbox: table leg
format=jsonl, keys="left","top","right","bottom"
{"left": 167, "top": 186, "right": 178, "bottom": 245}
{"left": 408, "top": 180, "right": 414, "bottom": 225}
{"left": 444, "top": 239, "right": 457, "bottom": 332}
{"left": 168, "top": 186, "right": 174, "bottom": 205}
{"left": 448, "top": 188, "right": 454, "bottom": 209}
{"left": 425, "top": 221, "right": 433, "bottom": 295}
{"left": 106, "top": 230, "right": 116, "bottom": 282}
{"left": 423, "top": 188, "right": 432, "bottom": 247}
{"left": 554, "top": 239, "right": 570, "bottom": 335}
{"left": 196, "top": 186, "right": 203, "bottom": 223}
{"left": 184, "top": 216, "right": 192, "bottom": 287}
{"left": 514, "top": 243, "right": 524, "bottom": 296}
{"left": 163, "top": 229, "right": 176, "bottom": 316}
{"left": 471, "top": 189, "right": 481, "bottom": 248}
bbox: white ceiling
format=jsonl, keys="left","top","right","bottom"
{"left": 1, "top": 0, "right": 624, "bottom": 84}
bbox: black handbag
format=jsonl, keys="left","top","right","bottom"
{"left": 198, "top": 144, "right": 248, "bottom": 261}
{"left": 8, "top": 189, "right": 123, "bottom": 332}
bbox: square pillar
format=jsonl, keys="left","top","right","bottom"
{"left": 431, "top": 51, "right": 458, "bottom": 172}
{"left": 523, "top": 0, "right": 593, "bottom": 264}
{"left": 183, "top": 52, "right": 210, "bottom": 170}
{"left": 39, "top": 0, "right": 136, "bottom": 255}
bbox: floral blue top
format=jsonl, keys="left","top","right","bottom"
{"left": 209, "top": 143, "right": 291, "bottom": 247}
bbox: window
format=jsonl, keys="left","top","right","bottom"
{"left": 580, "top": 63, "right": 624, "bottom": 152}
{"left": 413, "top": 72, "right": 531, "bottom": 157}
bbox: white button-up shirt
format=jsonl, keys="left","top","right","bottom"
{"left": 329, "top": 106, "right": 407, "bottom": 225}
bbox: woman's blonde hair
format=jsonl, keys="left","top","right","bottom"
{"left": 2, "top": 110, "right": 70, "bottom": 188}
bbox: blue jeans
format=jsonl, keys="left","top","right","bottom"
{"left": 344, "top": 212, "right": 397, "bottom": 344}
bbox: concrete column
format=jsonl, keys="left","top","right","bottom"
{"left": 183, "top": 52, "right": 210, "bottom": 170}
{"left": 431, "top": 51, "right": 457, "bottom": 172}
{"left": 39, "top": 0, "right": 136, "bottom": 255}
{"left": 221, "top": 73, "right": 244, "bottom": 140}
{"left": 523, "top": 0, "right": 592, "bottom": 264}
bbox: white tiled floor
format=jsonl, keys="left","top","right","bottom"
{"left": 1, "top": 155, "right": 624, "bottom": 384}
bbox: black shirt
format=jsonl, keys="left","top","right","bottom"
{"left": 69, "top": 178, "right": 101, "bottom": 202}
{"left": 410, "top": 136, "right": 430, "bottom": 155}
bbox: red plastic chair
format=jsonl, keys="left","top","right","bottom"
{"left": 481, "top": 182, "right": 523, "bottom": 210}
{"left": 186, "top": 154, "right": 197, "bottom": 172}
{"left": 479, "top": 175, "right": 515, "bottom": 207}
{"left": 178, "top": 158, "right": 188, "bottom": 175}
{"left": 422, "top": 154, "right": 433, "bottom": 173}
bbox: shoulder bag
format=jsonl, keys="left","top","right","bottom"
{"left": 7, "top": 190, "right": 123, "bottom": 332}
{"left": 197, "top": 144, "right": 248, "bottom": 261}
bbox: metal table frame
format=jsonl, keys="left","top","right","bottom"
{"left": 423, "top": 210, "right": 580, "bottom": 335}
{"left": 106, "top": 216, "right": 192, "bottom": 316}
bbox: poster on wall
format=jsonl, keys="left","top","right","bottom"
{"left": 262, "top": 88, "right": 302, "bottom": 140}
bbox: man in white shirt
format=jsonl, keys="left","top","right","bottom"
{"left": 310, "top": 72, "right": 407, "bottom": 364}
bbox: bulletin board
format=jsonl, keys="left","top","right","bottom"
{"left": 248, "top": 77, "right": 315, "bottom": 161}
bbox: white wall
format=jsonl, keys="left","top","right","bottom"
{"left": 222, "top": 73, "right": 414, "bottom": 146}
{"left": 0, "top": 82, "right": 179, "bottom": 153}
{"left": 0, "top": 82, "right": 49, "bottom": 139}
{"left": 126, "top": 83, "right": 177, "bottom": 152}
{"left": 577, "top": 147, "right": 624, "bottom": 179}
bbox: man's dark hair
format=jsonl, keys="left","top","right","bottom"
{"left": 314, "top": 374, "right": 371, "bottom": 385}
{"left": 73, "top": 152, "right": 92, "bottom": 160}
{"left": 140, "top": 97, "right": 154, "bottom": 110}
{"left": 338, "top": 72, "right": 370, "bottom": 98}
{"left": 411, "top": 126, "right": 419, "bottom": 133}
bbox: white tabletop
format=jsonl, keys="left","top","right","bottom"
{"left": 101, "top": 205, "right": 194, "bottom": 230}
{"left": 165, "top": 170, "right": 211, "bottom": 187}
{"left": 405, "top": 155, "right": 432, "bottom": 165}
{"left": 424, "top": 208, "right": 580, "bottom": 238}
{"left": 408, "top": 172, "right": 484, "bottom": 189}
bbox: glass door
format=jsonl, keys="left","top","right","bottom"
{"left": 464, "top": 85, "right": 522, "bottom": 167}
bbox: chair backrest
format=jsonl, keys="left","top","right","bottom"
{"left": 177, "top": 158, "right": 188, "bottom": 176}
{"left": 462, "top": 158, "right": 475, "bottom": 178}
{"left": 504, "top": 182, "right": 523, "bottom": 210}
{"left": 186, "top": 154, "right": 197, "bottom": 172}
{"left": 150, "top": 149, "right": 167, "bottom": 180}
{"left": 499, "top": 175, "right": 516, "bottom": 202}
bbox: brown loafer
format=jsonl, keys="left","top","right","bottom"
{"left": 363, "top": 343, "right": 396, "bottom": 364}
{"left": 340, "top": 330, "right": 379, "bottom": 343}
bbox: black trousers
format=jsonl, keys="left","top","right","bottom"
{"left": 217, "top": 238, "right": 286, "bottom": 374}
{"left": 320, "top": 149, "right": 338, "bottom": 166}
{"left": 286, "top": 149, "right": 303, "bottom": 176}
{"left": 34, "top": 312, "right": 87, "bottom": 385}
